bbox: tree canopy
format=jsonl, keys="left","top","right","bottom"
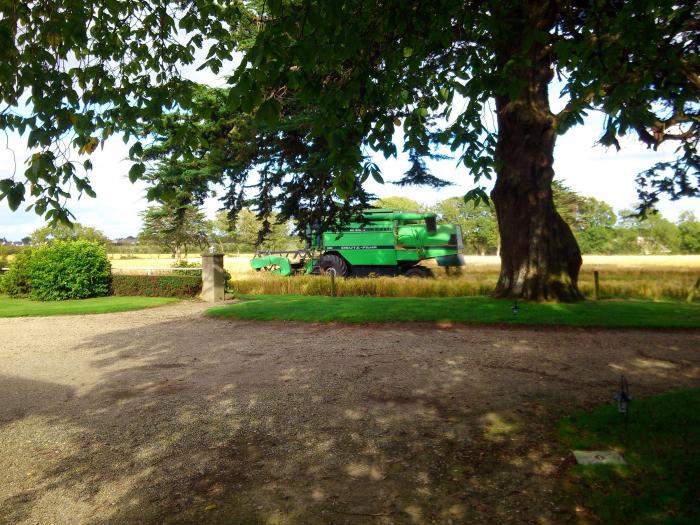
{"left": 4, "top": 1, "right": 695, "bottom": 216}
{"left": 679, "top": 211, "right": 700, "bottom": 254}
{"left": 138, "top": 203, "right": 209, "bottom": 259}
{"left": 372, "top": 196, "right": 425, "bottom": 212}
{"left": 211, "top": 208, "right": 299, "bottom": 252}
{"left": 30, "top": 222, "right": 109, "bottom": 245}
{"left": 0, "top": 0, "right": 244, "bottom": 220}
{"left": 434, "top": 198, "right": 500, "bottom": 256}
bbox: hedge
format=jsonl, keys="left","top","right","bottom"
{"left": 28, "top": 241, "right": 111, "bottom": 300}
{"left": 0, "top": 248, "right": 33, "bottom": 297}
{"left": 111, "top": 274, "right": 202, "bottom": 297}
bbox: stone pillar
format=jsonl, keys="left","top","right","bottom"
{"left": 201, "top": 253, "right": 225, "bottom": 302}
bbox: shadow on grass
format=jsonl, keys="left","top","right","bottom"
{"left": 559, "top": 389, "right": 700, "bottom": 525}
{"left": 1, "top": 315, "right": 699, "bottom": 524}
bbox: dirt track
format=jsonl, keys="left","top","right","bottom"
{"left": 1, "top": 301, "right": 699, "bottom": 525}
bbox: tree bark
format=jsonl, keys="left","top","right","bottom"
{"left": 491, "top": 2, "right": 583, "bottom": 302}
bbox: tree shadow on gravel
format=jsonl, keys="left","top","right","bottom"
{"left": 1, "top": 317, "right": 698, "bottom": 525}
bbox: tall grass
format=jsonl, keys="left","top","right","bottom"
{"left": 579, "top": 270, "right": 699, "bottom": 301}
{"left": 108, "top": 253, "right": 700, "bottom": 301}
{"left": 230, "top": 273, "right": 496, "bottom": 297}
{"left": 229, "top": 268, "right": 700, "bottom": 302}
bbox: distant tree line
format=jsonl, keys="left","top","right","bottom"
{"left": 4, "top": 188, "right": 699, "bottom": 257}
{"left": 2, "top": 206, "right": 302, "bottom": 259}
{"left": 375, "top": 186, "right": 700, "bottom": 256}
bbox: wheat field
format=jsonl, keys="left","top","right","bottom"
{"left": 106, "top": 253, "right": 700, "bottom": 302}
{"left": 108, "top": 253, "right": 700, "bottom": 272}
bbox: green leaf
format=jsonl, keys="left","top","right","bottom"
{"left": 6, "top": 182, "right": 26, "bottom": 211}
{"left": 257, "top": 99, "right": 282, "bottom": 127}
{"left": 129, "top": 141, "right": 143, "bottom": 159}
{"left": 464, "top": 187, "right": 491, "bottom": 208}
{"left": 334, "top": 171, "right": 355, "bottom": 199}
{"left": 128, "top": 163, "right": 146, "bottom": 183}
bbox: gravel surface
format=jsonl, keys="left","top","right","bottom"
{"left": 1, "top": 301, "right": 698, "bottom": 525}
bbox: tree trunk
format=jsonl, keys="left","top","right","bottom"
{"left": 491, "top": 3, "right": 583, "bottom": 301}
{"left": 491, "top": 136, "right": 583, "bottom": 301}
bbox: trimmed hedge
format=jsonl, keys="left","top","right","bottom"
{"left": 111, "top": 274, "right": 202, "bottom": 297}
{"left": 27, "top": 241, "right": 111, "bottom": 300}
{"left": 0, "top": 248, "right": 33, "bottom": 297}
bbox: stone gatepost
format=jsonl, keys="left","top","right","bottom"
{"left": 201, "top": 252, "right": 225, "bottom": 302}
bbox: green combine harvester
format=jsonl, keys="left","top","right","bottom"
{"left": 250, "top": 209, "right": 465, "bottom": 277}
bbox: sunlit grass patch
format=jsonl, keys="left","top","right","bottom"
{"left": 0, "top": 296, "right": 178, "bottom": 317}
{"left": 482, "top": 412, "right": 520, "bottom": 441}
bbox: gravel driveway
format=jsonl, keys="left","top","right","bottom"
{"left": 1, "top": 301, "right": 698, "bottom": 525}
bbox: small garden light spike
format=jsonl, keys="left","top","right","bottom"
{"left": 615, "top": 375, "right": 631, "bottom": 414}
{"left": 512, "top": 300, "right": 520, "bottom": 317}
{"left": 614, "top": 375, "right": 632, "bottom": 432}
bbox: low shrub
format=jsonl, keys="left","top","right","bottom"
{"left": 112, "top": 274, "right": 202, "bottom": 297}
{"left": 0, "top": 248, "right": 33, "bottom": 297}
{"left": 27, "top": 241, "right": 112, "bottom": 300}
{"left": 170, "top": 259, "right": 202, "bottom": 276}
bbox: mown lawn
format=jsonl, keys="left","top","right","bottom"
{"left": 0, "top": 295, "right": 179, "bottom": 317}
{"left": 559, "top": 389, "right": 700, "bottom": 524}
{"left": 207, "top": 295, "right": 700, "bottom": 329}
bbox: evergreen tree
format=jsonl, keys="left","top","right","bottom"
{"left": 138, "top": 205, "right": 209, "bottom": 259}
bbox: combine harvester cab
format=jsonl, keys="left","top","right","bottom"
{"left": 250, "top": 208, "right": 465, "bottom": 277}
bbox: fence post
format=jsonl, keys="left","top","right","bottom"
{"left": 201, "top": 252, "right": 225, "bottom": 302}
{"left": 594, "top": 270, "right": 600, "bottom": 301}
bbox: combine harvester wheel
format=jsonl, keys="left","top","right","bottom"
{"left": 404, "top": 266, "right": 432, "bottom": 278}
{"left": 319, "top": 254, "right": 349, "bottom": 277}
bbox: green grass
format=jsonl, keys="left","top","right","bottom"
{"left": 0, "top": 295, "right": 179, "bottom": 317}
{"left": 559, "top": 389, "right": 700, "bottom": 524}
{"left": 207, "top": 295, "right": 700, "bottom": 328}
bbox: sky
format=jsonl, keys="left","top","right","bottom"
{"left": 1, "top": 66, "right": 698, "bottom": 241}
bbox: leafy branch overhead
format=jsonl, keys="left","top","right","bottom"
{"left": 0, "top": 0, "right": 243, "bottom": 220}
{"left": 229, "top": 0, "right": 698, "bottom": 213}
{"left": 1, "top": 0, "right": 697, "bottom": 221}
